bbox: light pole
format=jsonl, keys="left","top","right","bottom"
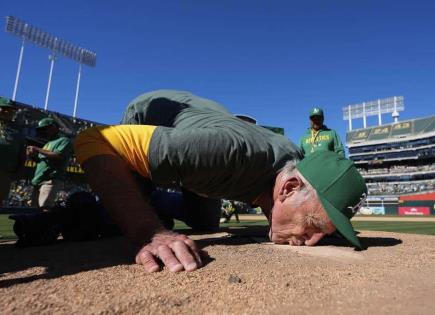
{"left": 343, "top": 96, "right": 404, "bottom": 130}
{"left": 44, "top": 53, "right": 57, "bottom": 111}
{"left": 73, "top": 51, "right": 84, "bottom": 118}
{"left": 12, "top": 37, "right": 26, "bottom": 101}
{"left": 4, "top": 16, "right": 97, "bottom": 115}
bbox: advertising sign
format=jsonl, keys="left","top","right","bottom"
{"left": 358, "top": 206, "right": 385, "bottom": 215}
{"left": 398, "top": 207, "right": 430, "bottom": 216}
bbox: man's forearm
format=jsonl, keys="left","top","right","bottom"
{"left": 82, "top": 154, "right": 163, "bottom": 245}
{"left": 37, "top": 148, "right": 63, "bottom": 160}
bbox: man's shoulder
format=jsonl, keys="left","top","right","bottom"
{"left": 49, "top": 136, "right": 72, "bottom": 149}
{"left": 52, "top": 135, "right": 71, "bottom": 142}
{"left": 321, "top": 126, "right": 338, "bottom": 133}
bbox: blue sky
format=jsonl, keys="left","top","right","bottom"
{"left": 1, "top": 0, "right": 434, "bottom": 145}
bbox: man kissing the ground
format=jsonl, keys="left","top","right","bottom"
{"left": 74, "top": 92, "right": 366, "bottom": 272}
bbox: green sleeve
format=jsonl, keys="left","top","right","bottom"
{"left": 332, "top": 131, "right": 345, "bottom": 157}
{"left": 53, "top": 137, "right": 73, "bottom": 158}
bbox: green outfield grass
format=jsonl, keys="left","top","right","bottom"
{"left": 352, "top": 221, "right": 435, "bottom": 235}
{"left": 0, "top": 214, "right": 17, "bottom": 240}
{"left": 1, "top": 215, "right": 435, "bottom": 241}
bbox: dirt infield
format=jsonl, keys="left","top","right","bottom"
{"left": 1, "top": 227, "right": 435, "bottom": 314}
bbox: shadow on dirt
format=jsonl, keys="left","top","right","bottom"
{"left": 184, "top": 225, "right": 403, "bottom": 251}
{"left": 315, "top": 234, "right": 403, "bottom": 250}
{"left": 0, "top": 225, "right": 265, "bottom": 288}
{"left": 0, "top": 237, "right": 133, "bottom": 289}
{"left": 0, "top": 225, "right": 403, "bottom": 288}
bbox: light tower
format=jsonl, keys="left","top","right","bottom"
{"left": 343, "top": 96, "right": 404, "bottom": 130}
{"left": 4, "top": 16, "right": 97, "bottom": 117}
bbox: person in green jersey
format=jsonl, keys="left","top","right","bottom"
{"left": 299, "top": 107, "right": 345, "bottom": 157}
{"left": 0, "top": 97, "right": 26, "bottom": 205}
{"left": 75, "top": 93, "right": 367, "bottom": 273}
{"left": 27, "top": 118, "right": 73, "bottom": 209}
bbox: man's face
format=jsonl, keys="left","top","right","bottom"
{"left": 310, "top": 115, "right": 324, "bottom": 130}
{"left": 269, "top": 179, "right": 336, "bottom": 246}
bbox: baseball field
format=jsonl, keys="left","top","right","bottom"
{"left": 1, "top": 214, "right": 435, "bottom": 314}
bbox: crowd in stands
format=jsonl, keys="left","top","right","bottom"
{"left": 13, "top": 103, "right": 99, "bottom": 137}
{"left": 349, "top": 136, "right": 434, "bottom": 155}
{"left": 367, "top": 179, "right": 434, "bottom": 195}
{"left": 358, "top": 164, "right": 435, "bottom": 176}
{"left": 2, "top": 179, "right": 91, "bottom": 208}
{"left": 5, "top": 179, "right": 34, "bottom": 207}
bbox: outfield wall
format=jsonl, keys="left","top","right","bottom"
{"left": 361, "top": 194, "right": 435, "bottom": 216}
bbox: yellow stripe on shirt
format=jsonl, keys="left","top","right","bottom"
{"left": 74, "top": 125, "right": 157, "bottom": 178}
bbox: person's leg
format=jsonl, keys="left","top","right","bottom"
{"left": 38, "top": 181, "right": 52, "bottom": 208}
{"left": 149, "top": 188, "right": 185, "bottom": 230}
{"left": 31, "top": 184, "right": 40, "bottom": 208}
{"left": 182, "top": 190, "right": 221, "bottom": 232}
{"left": 148, "top": 188, "right": 221, "bottom": 232}
{"left": 38, "top": 179, "right": 64, "bottom": 209}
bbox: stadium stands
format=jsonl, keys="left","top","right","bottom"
{"left": 346, "top": 115, "right": 435, "bottom": 202}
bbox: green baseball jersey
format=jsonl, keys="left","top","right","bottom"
{"left": 121, "top": 89, "right": 231, "bottom": 126}
{"left": 0, "top": 121, "right": 25, "bottom": 173}
{"left": 31, "top": 136, "right": 73, "bottom": 186}
{"left": 299, "top": 126, "right": 345, "bottom": 157}
{"left": 148, "top": 111, "right": 303, "bottom": 203}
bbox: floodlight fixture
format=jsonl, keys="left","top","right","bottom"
{"left": 5, "top": 16, "right": 96, "bottom": 67}
{"left": 4, "top": 16, "right": 97, "bottom": 116}
{"left": 342, "top": 96, "right": 404, "bottom": 130}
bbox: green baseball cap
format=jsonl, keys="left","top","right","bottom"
{"left": 0, "top": 97, "right": 14, "bottom": 107}
{"left": 296, "top": 151, "right": 367, "bottom": 249}
{"left": 37, "top": 117, "right": 57, "bottom": 129}
{"left": 309, "top": 107, "right": 324, "bottom": 117}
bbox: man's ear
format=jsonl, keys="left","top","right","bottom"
{"left": 278, "top": 176, "right": 303, "bottom": 202}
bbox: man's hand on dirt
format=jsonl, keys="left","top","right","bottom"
{"left": 135, "top": 230, "right": 204, "bottom": 272}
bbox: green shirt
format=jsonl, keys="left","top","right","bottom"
{"left": 121, "top": 89, "right": 231, "bottom": 126}
{"left": 299, "top": 126, "right": 345, "bottom": 157}
{"left": 31, "top": 136, "right": 73, "bottom": 186}
{"left": 148, "top": 111, "right": 303, "bottom": 203}
{"left": 0, "top": 121, "right": 24, "bottom": 173}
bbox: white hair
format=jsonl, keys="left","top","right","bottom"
{"left": 280, "top": 160, "right": 297, "bottom": 180}
{"left": 281, "top": 160, "right": 330, "bottom": 232}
